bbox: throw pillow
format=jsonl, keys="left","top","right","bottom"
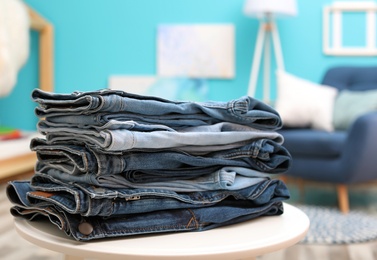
{"left": 333, "top": 89, "right": 377, "bottom": 130}
{"left": 275, "top": 70, "right": 338, "bottom": 131}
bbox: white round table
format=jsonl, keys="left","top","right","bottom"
{"left": 14, "top": 203, "right": 309, "bottom": 260}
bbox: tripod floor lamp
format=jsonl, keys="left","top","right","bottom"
{"left": 244, "top": 0, "right": 297, "bottom": 104}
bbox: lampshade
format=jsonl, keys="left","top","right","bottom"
{"left": 244, "top": 0, "right": 297, "bottom": 18}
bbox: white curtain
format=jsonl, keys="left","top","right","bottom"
{"left": 0, "top": 0, "right": 29, "bottom": 97}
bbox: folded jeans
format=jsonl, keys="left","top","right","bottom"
{"left": 10, "top": 201, "right": 284, "bottom": 241}
{"left": 31, "top": 138, "right": 292, "bottom": 176}
{"left": 32, "top": 88, "right": 282, "bottom": 131}
{"left": 7, "top": 176, "right": 290, "bottom": 217}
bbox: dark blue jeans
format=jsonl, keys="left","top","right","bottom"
{"left": 31, "top": 137, "right": 292, "bottom": 177}
{"left": 10, "top": 201, "right": 284, "bottom": 241}
{"left": 7, "top": 175, "right": 288, "bottom": 241}
{"left": 35, "top": 164, "right": 270, "bottom": 192}
{"left": 7, "top": 175, "right": 290, "bottom": 217}
{"left": 32, "top": 89, "right": 282, "bottom": 130}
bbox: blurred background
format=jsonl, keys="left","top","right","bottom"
{"left": 1, "top": 1, "right": 377, "bottom": 259}
{"left": 1, "top": 0, "right": 377, "bottom": 131}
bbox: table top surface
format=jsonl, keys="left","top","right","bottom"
{"left": 14, "top": 203, "right": 309, "bottom": 260}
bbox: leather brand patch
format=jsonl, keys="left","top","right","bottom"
{"left": 29, "top": 191, "right": 55, "bottom": 198}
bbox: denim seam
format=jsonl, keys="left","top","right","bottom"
{"left": 228, "top": 99, "right": 255, "bottom": 122}
{"left": 249, "top": 180, "right": 272, "bottom": 199}
{"left": 94, "top": 151, "right": 104, "bottom": 177}
{"left": 27, "top": 192, "right": 80, "bottom": 215}
{"left": 81, "top": 150, "right": 89, "bottom": 173}
{"left": 186, "top": 209, "right": 199, "bottom": 229}
{"left": 90, "top": 95, "right": 104, "bottom": 114}
{"left": 119, "top": 96, "right": 126, "bottom": 111}
{"left": 97, "top": 223, "right": 197, "bottom": 237}
{"left": 130, "top": 131, "right": 136, "bottom": 149}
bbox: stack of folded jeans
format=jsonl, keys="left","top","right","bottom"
{"left": 7, "top": 89, "right": 292, "bottom": 241}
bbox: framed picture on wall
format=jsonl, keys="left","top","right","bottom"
{"left": 157, "top": 24, "right": 235, "bottom": 78}
{"left": 323, "top": 1, "right": 377, "bottom": 56}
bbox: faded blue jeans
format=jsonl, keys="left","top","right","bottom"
{"left": 31, "top": 137, "right": 292, "bottom": 177}
{"left": 35, "top": 164, "right": 270, "bottom": 192}
{"left": 37, "top": 121, "right": 284, "bottom": 153}
{"left": 32, "top": 89, "right": 282, "bottom": 130}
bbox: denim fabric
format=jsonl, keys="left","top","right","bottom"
{"left": 44, "top": 113, "right": 221, "bottom": 130}
{"left": 10, "top": 201, "right": 284, "bottom": 241}
{"left": 7, "top": 176, "right": 290, "bottom": 217}
{"left": 31, "top": 138, "right": 292, "bottom": 176}
{"left": 38, "top": 121, "right": 284, "bottom": 153}
{"left": 32, "top": 89, "right": 282, "bottom": 130}
{"left": 5, "top": 89, "right": 291, "bottom": 242}
{"left": 40, "top": 117, "right": 177, "bottom": 131}
{"left": 35, "top": 164, "right": 270, "bottom": 191}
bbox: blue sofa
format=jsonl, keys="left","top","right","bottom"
{"left": 279, "top": 66, "right": 377, "bottom": 213}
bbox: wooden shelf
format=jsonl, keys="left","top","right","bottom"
{"left": 27, "top": 6, "right": 54, "bottom": 92}
{"left": 0, "top": 152, "right": 36, "bottom": 180}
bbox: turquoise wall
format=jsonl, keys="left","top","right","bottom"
{"left": 1, "top": 0, "right": 377, "bottom": 130}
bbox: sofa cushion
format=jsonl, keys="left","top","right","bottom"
{"left": 322, "top": 66, "right": 377, "bottom": 91}
{"left": 275, "top": 70, "right": 338, "bottom": 132}
{"left": 333, "top": 89, "right": 377, "bottom": 130}
{"left": 279, "top": 129, "right": 347, "bottom": 158}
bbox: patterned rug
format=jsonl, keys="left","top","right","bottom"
{"left": 296, "top": 204, "right": 377, "bottom": 244}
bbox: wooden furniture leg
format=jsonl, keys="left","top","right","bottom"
{"left": 336, "top": 184, "right": 349, "bottom": 214}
